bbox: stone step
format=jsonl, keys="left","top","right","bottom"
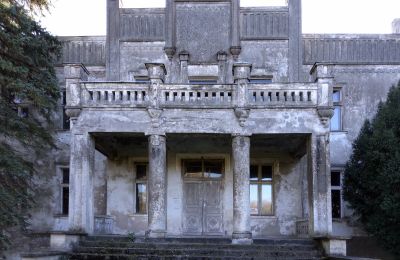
{"left": 82, "top": 236, "right": 316, "bottom": 246}
{"left": 69, "top": 253, "right": 322, "bottom": 260}
{"left": 72, "top": 246, "right": 321, "bottom": 257}
{"left": 71, "top": 236, "right": 323, "bottom": 260}
{"left": 78, "top": 241, "right": 317, "bottom": 251}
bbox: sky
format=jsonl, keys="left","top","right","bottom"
{"left": 37, "top": 0, "right": 400, "bottom": 36}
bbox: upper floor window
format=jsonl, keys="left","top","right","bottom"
{"left": 60, "top": 167, "right": 70, "bottom": 215}
{"left": 250, "top": 164, "right": 273, "bottom": 216}
{"left": 331, "top": 89, "right": 342, "bottom": 131}
{"left": 62, "top": 90, "right": 69, "bottom": 130}
{"left": 331, "top": 170, "right": 343, "bottom": 219}
{"left": 189, "top": 77, "right": 218, "bottom": 85}
{"left": 249, "top": 77, "right": 272, "bottom": 84}
{"left": 134, "top": 76, "right": 150, "bottom": 83}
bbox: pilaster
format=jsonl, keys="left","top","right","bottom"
{"left": 232, "top": 135, "right": 252, "bottom": 244}
{"left": 233, "top": 63, "right": 252, "bottom": 126}
{"left": 217, "top": 51, "right": 227, "bottom": 84}
{"left": 146, "top": 134, "right": 167, "bottom": 238}
{"left": 106, "top": 0, "right": 120, "bottom": 80}
{"left": 179, "top": 51, "right": 189, "bottom": 83}
{"left": 146, "top": 63, "right": 166, "bottom": 128}
{"left": 230, "top": 0, "right": 241, "bottom": 60}
{"left": 164, "top": 0, "right": 176, "bottom": 60}
{"left": 64, "top": 63, "right": 89, "bottom": 128}
{"left": 311, "top": 63, "right": 335, "bottom": 126}
{"left": 288, "top": 0, "right": 302, "bottom": 82}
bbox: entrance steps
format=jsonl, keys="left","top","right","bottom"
{"left": 69, "top": 235, "right": 324, "bottom": 260}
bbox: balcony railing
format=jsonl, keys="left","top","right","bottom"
{"left": 80, "top": 82, "right": 318, "bottom": 109}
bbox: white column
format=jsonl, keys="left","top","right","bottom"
{"left": 146, "top": 134, "right": 167, "bottom": 238}
{"left": 68, "top": 132, "right": 95, "bottom": 234}
{"left": 308, "top": 134, "right": 332, "bottom": 236}
{"left": 232, "top": 135, "right": 252, "bottom": 244}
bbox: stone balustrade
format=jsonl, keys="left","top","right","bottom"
{"left": 247, "top": 84, "right": 318, "bottom": 107}
{"left": 160, "top": 84, "right": 233, "bottom": 108}
{"left": 81, "top": 82, "right": 149, "bottom": 107}
{"left": 78, "top": 82, "right": 318, "bottom": 109}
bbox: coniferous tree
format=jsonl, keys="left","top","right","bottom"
{"left": 0, "top": 0, "right": 60, "bottom": 249}
{"left": 343, "top": 82, "right": 400, "bottom": 256}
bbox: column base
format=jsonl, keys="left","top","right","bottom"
{"left": 50, "top": 231, "right": 86, "bottom": 250}
{"left": 232, "top": 231, "right": 252, "bottom": 244}
{"left": 145, "top": 229, "right": 167, "bottom": 239}
{"left": 315, "top": 236, "right": 350, "bottom": 256}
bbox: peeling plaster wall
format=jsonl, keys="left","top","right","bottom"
{"left": 241, "top": 40, "right": 289, "bottom": 82}
{"left": 103, "top": 137, "right": 307, "bottom": 237}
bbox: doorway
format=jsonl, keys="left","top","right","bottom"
{"left": 182, "top": 159, "right": 224, "bottom": 235}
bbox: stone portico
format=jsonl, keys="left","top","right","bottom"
{"left": 63, "top": 61, "right": 334, "bottom": 245}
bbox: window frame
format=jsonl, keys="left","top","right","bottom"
{"left": 59, "top": 166, "right": 70, "bottom": 216}
{"left": 331, "top": 168, "right": 344, "bottom": 219}
{"left": 61, "top": 89, "right": 69, "bottom": 130}
{"left": 182, "top": 158, "right": 225, "bottom": 180}
{"left": 250, "top": 164, "right": 274, "bottom": 216}
{"left": 248, "top": 76, "right": 273, "bottom": 84}
{"left": 188, "top": 76, "right": 218, "bottom": 85}
{"left": 330, "top": 88, "right": 343, "bottom": 131}
{"left": 134, "top": 162, "right": 148, "bottom": 215}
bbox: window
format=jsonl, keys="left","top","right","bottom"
{"left": 61, "top": 168, "right": 69, "bottom": 215}
{"left": 189, "top": 78, "right": 218, "bottom": 85}
{"left": 249, "top": 77, "right": 272, "bottom": 84}
{"left": 250, "top": 165, "right": 273, "bottom": 216}
{"left": 331, "top": 170, "right": 343, "bottom": 219}
{"left": 331, "top": 89, "right": 342, "bottom": 131}
{"left": 134, "top": 76, "right": 149, "bottom": 83}
{"left": 135, "top": 163, "right": 148, "bottom": 214}
{"left": 182, "top": 159, "right": 224, "bottom": 179}
{"left": 62, "top": 90, "right": 69, "bottom": 130}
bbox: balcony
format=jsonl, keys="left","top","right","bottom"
{"left": 80, "top": 82, "right": 318, "bottom": 109}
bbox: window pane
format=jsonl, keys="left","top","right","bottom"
{"left": 62, "top": 187, "right": 69, "bottom": 215}
{"left": 331, "top": 171, "right": 341, "bottom": 186}
{"left": 184, "top": 160, "right": 203, "bottom": 178}
{"left": 62, "top": 168, "right": 69, "bottom": 184}
{"left": 332, "top": 90, "right": 341, "bottom": 102}
{"left": 136, "top": 183, "right": 147, "bottom": 214}
{"left": 331, "top": 190, "right": 341, "bottom": 218}
{"left": 250, "top": 184, "right": 259, "bottom": 215}
{"left": 204, "top": 160, "right": 223, "bottom": 178}
{"left": 250, "top": 165, "right": 258, "bottom": 181}
{"left": 189, "top": 80, "right": 217, "bottom": 85}
{"left": 261, "top": 184, "right": 273, "bottom": 215}
{"left": 330, "top": 106, "right": 341, "bottom": 131}
{"left": 249, "top": 78, "right": 272, "bottom": 84}
{"left": 136, "top": 164, "right": 147, "bottom": 180}
{"left": 261, "top": 166, "right": 272, "bottom": 181}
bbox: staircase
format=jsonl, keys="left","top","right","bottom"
{"left": 69, "top": 236, "right": 324, "bottom": 260}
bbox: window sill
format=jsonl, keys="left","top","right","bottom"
{"left": 54, "top": 214, "right": 68, "bottom": 218}
{"left": 128, "top": 213, "right": 148, "bottom": 217}
{"left": 251, "top": 215, "right": 276, "bottom": 219}
{"left": 330, "top": 130, "right": 348, "bottom": 134}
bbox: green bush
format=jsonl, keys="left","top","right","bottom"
{"left": 343, "top": 81, "right": 400, "bottom": 256}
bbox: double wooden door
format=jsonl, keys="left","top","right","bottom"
{"left": 182, "top": 180, "right": 224, "bottom": 235}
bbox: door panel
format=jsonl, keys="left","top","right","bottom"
{"left": 182, "top": 182, "right": 203, "bottom": 234}
{"left": 183, "top": 180, "right": 223, "bottom": 235}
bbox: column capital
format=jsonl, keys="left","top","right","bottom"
{"left": 179, "top": 50, "right": 190, "bottom": 61}
{"left": 233, "top": 62, "right": 252, "bottom": 81}
{"left": 145, "top": 63, "right": 167, "bottom": 82}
